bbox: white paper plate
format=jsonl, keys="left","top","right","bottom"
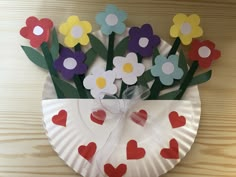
{"left": 42, "top": 30, "right": 201, "bottom": 177}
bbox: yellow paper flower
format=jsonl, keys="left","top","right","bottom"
{"left": 170, "top": 13, "right": 203, "bottom": 45}
{"left": 59, "top": 16, "right": 92, "bottom": 47}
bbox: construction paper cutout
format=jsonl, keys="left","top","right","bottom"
{"left": 90, "top": 109, "right": 106, "bottom": 125}
{"left": 54, "top": 47, "right": 87, "bottom": 80}
{"left": 52, "top": 109, "right": 67, "bottom": 127}
{"left": 188, "top": 40, "right": 221, "bottom": 68}
{"left": 190, "top": 70, "right": 212, "bottom": 86}
{"left": 20, "top": 16, "right": 53, "bottom": 48}
{"left": 50, "top": 28, "right": 59, "bottom": 60}
{"left": 96, "top": 4, "right": 127, "bottom": 35}
{"left": 114, "top": 36, "right": 129, "bottom": 56}
{"left": 127, "top": 140, "right": 146, "bottom": 160}
{"left": 104, "top": 163, "right": 127, "bottom": 177}
{"left": 88, "top": 33, "right": 107, "bottom": 60}
{"left": 85, "top": 48, "right": 97, "bottom": 67}
{"left": 148, "top": 78, "right": 162, "bottom": 100}
{"left": 21, "top": 45, "right": 47, "bottom": 69}
{"left": 160, "top": 138, "right": 179, "bottom": 159}
{"left": 128, "top": 24, "right": 160, "bottom": 57}
{"left": 158, "top": 90, "right": 180, "bottom": 100}
{"left": 138, "top": 70, "right": 154, "bottom": 85}
{"left": 152, "top": 47, "right": 160, "bottom": 64}
{"left": 130, "top": 109, "right": 148, "bottom": 126}
{"left": 170, "top": 13, "right": 203, "bottom": 45}
{"left": 178, "top": 50, "right": 188, "bottom": 75}
{"left": 59, "top": 16, "right": 92, "bottom": 47}
{"left": 169, "top": 111, "right": 186, "bottom": 128}
{"left": 113, "top": 52, "right": 145, "bottom": 85}
{"left": 167, "top": 37, "right": 181, "bottom": 57}
{"left": 106, "top": 32, "right": 115, "bottom": 70}
{"left": 151, "top": 55, "right": 184, "bottom": 86}
{"left": 83, "top": 67, "right": 117, "bottom": 98}
{"left": 78, "top": 142, "right": 97, "bottom": 162}
{"left": 73, "top": 75, "right": 88, "bottom": 98}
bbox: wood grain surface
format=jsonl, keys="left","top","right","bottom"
{"left": 0, "top": 0, "right": 236, "bottom": 177}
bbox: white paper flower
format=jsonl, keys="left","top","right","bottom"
{"left": 83, "top": 67, "right": 117, "bottom": 98}
{"left": 113, "top": 52, "right": 145, "bottom": 85}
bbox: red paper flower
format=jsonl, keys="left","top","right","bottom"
{"left": 188, "top": 40, "right": 221, "bottom": 68}
{"left": 20, "top": 16, "right": 53, "bottom": 48}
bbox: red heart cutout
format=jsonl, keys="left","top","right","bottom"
{"left": 78, "top": 142, "right": 97, "bottom": 162}
{"left": 130, "top": 109, "right": 148, "bottom": 126}
{"left": 160, "top": 138, "right": 179, "bottom": 159}
{"left": 127, "top": 140, "right": 145, "bottom": 160}
{"left": 52, "top": 110, "right": 67, "bottom": 127}
{"left": 90, "top": 109, "right": 106, "bottom": 125}
{"left": 169, "top": 111, "right": 186, "bottom": 128}
{"left": 104, "top": 163, "right": 127, "bottom": 177}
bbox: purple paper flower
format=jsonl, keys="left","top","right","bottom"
{"left": 128, "top": 24, "right": 161, "bottom": 57}
{"left": 54, "top": 47, "right": 87, "bottom": 80}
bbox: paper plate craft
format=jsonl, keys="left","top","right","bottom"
{"left": 20, "top": 5, "right": 221, "bottom": 177}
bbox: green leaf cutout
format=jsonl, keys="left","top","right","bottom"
{"left": 138, "top": 70, "right": 154, "bottom": 84}
{"left": 50, "top": 28, "right": 59, "bottom": 60}
{"left": 85, "top": 48, "right": 97, "bottom": 67}
{"left": 21, "top": 46, "right": 48, "bottom": 70}
{"left": 178, "top": 50, "right": 188, "bottom": 75}
{"left": 51, "top": 76, "right": 80, "bottom": 98}
{"left": 190, "top": 70, "right": 212, "bottom": 86}
{"left": 114, "top": 36, "right": 129, "bottom": 56}
{"left": 88, "top": 33, "right": 107, "bottom": 60}
{"left": 158, "top": 90, "right": 181, "bottom": 100}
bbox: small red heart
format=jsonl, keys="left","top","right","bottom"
{"left": 52, "top": 110, "right": 67, "bottom": 127}
{"left": 169, "top": 111, "right": 186, "bottom": 128}
{"left": 78, "top": 142, "right": 97, "bottom": 162}
{"left": 90, "top": 109, "right": 106, "bottom": 125}
{"left": 160, "top": 138, "right": 179, "bottom": 159}
{"left": 104, "top": 163, "right": 127, "bottom": 177}
{"left": 130, "top": 109, "right": 148, "bottom": 126}
{"left": 127, "top": 140, "right": 145, "bottom": 160}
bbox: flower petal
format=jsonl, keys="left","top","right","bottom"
{"left": 191, "top": 26, "right": 203, "bottom": 38}
{"left": 81, "top": 21, "right": 92, "bottom": 33}
{"left": 172, "top": 68, "right": 184, "bottom": 79}
{"left": 113, "top": 22, "right": 126, "bottom": 34}
{"left": 133, "top": 63, "right": 145, "bottom": 77}
{"left": 122, "top": 74, "right": 137, "bottom": 85}
{"left": 187, "top": 14, "right": 201, "bottom": 26}
{"left": 79, "top": 34, "right": 90, "bottom": 45}
{"left": 179, "top": 34, "right": 192, "bottom": 45}
{"left": 170, "top": 25, "right": 180, "bottom": 38}
{"left": 83, "top": 75, "right": 95, "bottom": 89}
{"left": 59, "top": 23, "right": 70, "bottom": 35}
{"left": 126, "top": 52, "right": 138, "bottom": 63}
{"left": 95, "top": 12, "right": 106, "bottom": 25}
{"left": 151, "top": 65, "right": 162, "bottom": 77}
{"left": 159, "top": 74, "right": 174, "bottom": 86}
{"left": 173, "top": 13, "right": 187, "bottom": 25}
{"left": 101, "top": 25, "right": 112, "bottom": 35}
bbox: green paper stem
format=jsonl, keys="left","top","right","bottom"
{"left": 167, "top": 37, "right": 181, "bottom": 57}
{"left": 106, "top": 32, "right": 115, "bottom": 71}
{"left": 137, "top": 53, "right": 143, "bottom": 63}
{"left": 75, "top": 43, "right": 81, "bottom": 51}
{"left": 175, "top": 61, "right": 199, "bottom": 100}
{"left": 41, "top": 42, "right": 64, "bottom": 98}
{"left": 119, "top": 81, "right": 127, "bottom": 98}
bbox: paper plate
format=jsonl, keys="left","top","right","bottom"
{"left": 42, "top": 30, "right": 201, "bottom": 177}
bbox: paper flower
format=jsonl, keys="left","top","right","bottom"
{"left": 54, "top": 47, "right": 87, "bottom": 80}
{"left": 128, "top": 24, "right": 161, "bottom": 57}
{"left": 188, "top": 40, "right": 221, "bottom": 68}
{"left": 151, "top": 55, "right": 184, "bottom": 86}
{"left": 59, "top": 16, "right": 92, "bottom": 47}
{"left": 170, "top": 13, "right": 203, "bottom": 45}
{"left": 96, "top": 4, "right": 127, "bottom": 35}
{"left": 113, "top": 52, "right": 145, "bottom": 85}
{"left": 20, "top": 16, "right": 53, "bottom": 48}
{"left": 83, "top": 68, "right": 117, "bottom": 98}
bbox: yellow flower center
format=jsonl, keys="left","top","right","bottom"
{"left": 96, "top": 77, "right": 106, "bottom": 89}
{"left": 123, "top": 63, "right": 133, "bottom": 73}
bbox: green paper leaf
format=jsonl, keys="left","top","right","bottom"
{"left": 51, "top": 76, "right": 80, "bottom": 98}
{"left": 114, "top": 36, "right": 129, "bottom": 56}
{"left": 50, "top": 28, "right": 59, "bottom": 60}
{"left": 158, "top": 90, "right": 181, "bottom": 100}
{"left": 88, "top": 33, "right": 107, "bottom": 60}
{"left": 152, "top": 48, "right": 160, "bottom": 65}
{"left": 179, "top": 50, "right": 188, "bottom": 75}
{"left": 190, "top": 70, "right": 212, "bottom": 86}
{"left": 21, "top": 46, "right": 48, "bottom": 70}
{"left": 85, "top": 48, "right": 97, "bottom": 67}
{"left": 138, "top": 70, "right": 154, "bottom": 84}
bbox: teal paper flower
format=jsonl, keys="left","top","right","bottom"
{"left": 95, "top": 4, "right": 127, "bottom": 35}
{"left": 151, "top": 55, "right": 184, "bottom": 86}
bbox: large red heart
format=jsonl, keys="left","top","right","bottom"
{"left": 104, "top": 163, "right": 127, "bottom": 177}
{"left": 169, "top": 111, "right": 186, "bottom": 128}
{"left": 52, "top": 110, "right": 67, "bottom": 127}
{"left": 78, "top": 142, "right": 97, "bottom": 162}
{"left": 127, "top": 140, "right": 146, "bottom": 160}
{"left": 130, "top": 109, "right": 148, "bottom": 126}
{"left": 90, "top": 109, "right": 106, "bottom": 125}
{"left": 160, "top": 138, "right": 179, "bottom": 159}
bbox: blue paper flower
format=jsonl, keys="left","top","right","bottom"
{"left": 95, "top": 4, "right": 127, "bottom": 35}
{"left": 151, "top": 55, "right": 184, "bottom": 86}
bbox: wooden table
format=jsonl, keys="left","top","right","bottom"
{"left": 0, "top": 0, "right": 236, "bottom": 176}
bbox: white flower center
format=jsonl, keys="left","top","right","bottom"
{"left": 105, "top": 14, "right": 118, "bottom": 26}
{"left": 198, "top": 46, "right": 211, "bottom": 58}
{"left": 63, "top": 57, "right": 77, "bottom": 70}
{"left": 180, "top": 22, "right": 192, "bottom": 35}
{"left": 71, "top": 26, "right": 83, "bottom": 38}
{"left": 138, "top": 37, "right": 149, "bottom": 48}
{"left": 162, "top": 62, "right": 175, "bottom": 75}
{"left": 33, "top": 26, "right": 44, "bottom": 36}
